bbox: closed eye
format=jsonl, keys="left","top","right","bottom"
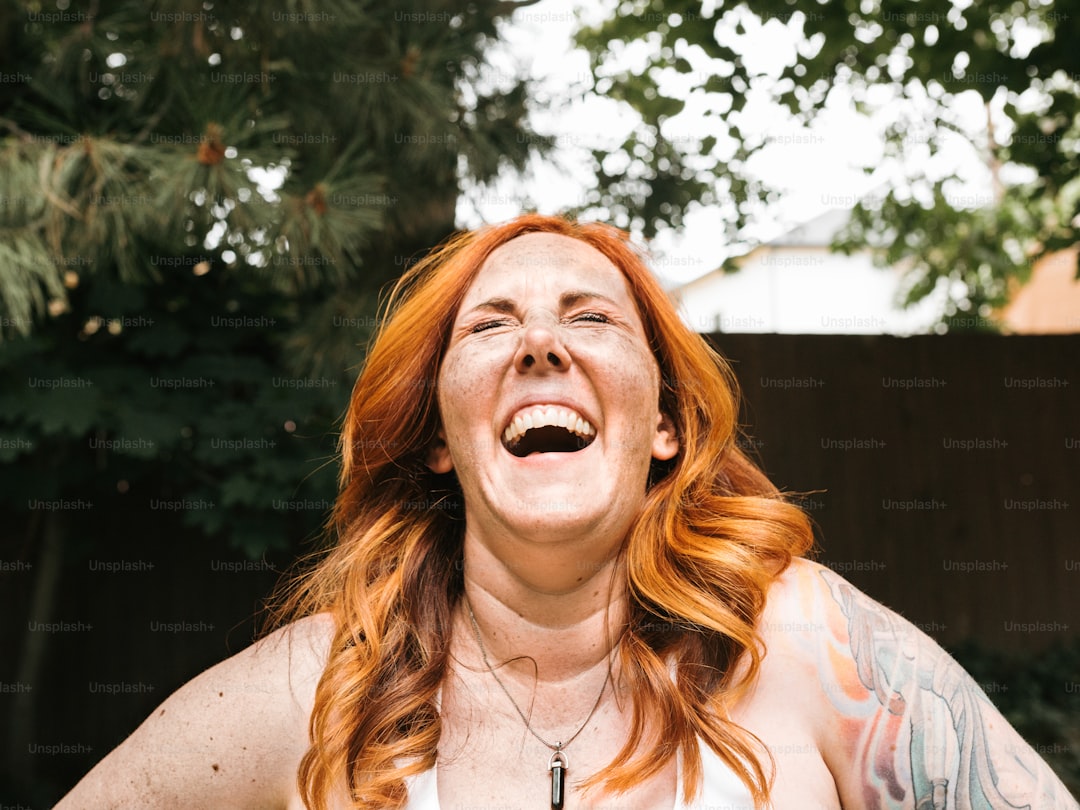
{"left": 470, "top": 319, "right": 512, "bottom": 333}
{"left": 569, "top": 312, "right": 610, "bottom": 324}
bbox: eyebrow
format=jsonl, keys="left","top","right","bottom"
{"left": 466, "top": 289, "right": 620, "bottom": 316}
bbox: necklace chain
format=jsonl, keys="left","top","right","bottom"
{"left": 464, "top": 595, "right": 611, "bottom": 754}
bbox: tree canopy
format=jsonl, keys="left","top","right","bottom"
{"left": 575, "top": 0, "right": 1080, "bottom": 329}
{"left": 0, "top": 0, "right": 550, "bottom": 553}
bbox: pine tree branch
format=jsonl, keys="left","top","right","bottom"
{"left": 132, "top": 90, "right": 177, "bottom": 145}
{"left": 0, "top": 117, "right": 34, "bottom": 141}
{"left": 37, "top": 150, "right": 80, "bottom": 218}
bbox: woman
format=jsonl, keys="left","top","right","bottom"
{"left": 57, "top": 215, "right": 1076, "bottom": 809}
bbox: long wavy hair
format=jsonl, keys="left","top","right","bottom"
{"left": 271, "top": 213, "right": 814, "bottom": 809}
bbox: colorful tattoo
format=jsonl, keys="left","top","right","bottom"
{"left": 812, "top": 567, "right": 1077, "bottom": 810}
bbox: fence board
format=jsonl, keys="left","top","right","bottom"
{"left": 709, "top": 333, "right": 1078, "bottom": 652}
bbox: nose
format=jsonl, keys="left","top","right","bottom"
{"left": 513, "top": 312, "right": 571, "bottom": 373}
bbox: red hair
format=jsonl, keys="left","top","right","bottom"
{"left": 272, "top": 214, "right": 814, "bottom": 808}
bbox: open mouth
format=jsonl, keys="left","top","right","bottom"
{"left": 501, "top": 405, "right": 596, "bottom": 458}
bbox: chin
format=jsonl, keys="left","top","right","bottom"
{"left": 498, "top": 491, "right": 637, "bottom": 540}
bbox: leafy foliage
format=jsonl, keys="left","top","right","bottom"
{"left": 0, "top": 267, "right": 347, "bottom": 556}
{"left": 575, "top": 0, "right": 1080, "bottom": 328}
{"left": 0, "top": 0, "right": 550, "bottom": 555}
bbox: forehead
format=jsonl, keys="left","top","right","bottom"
{"left": 459, "top": 232, "right": 636, "bottom": 307}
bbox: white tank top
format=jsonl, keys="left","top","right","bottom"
{"left": 402, "top": 734, "right": 755, "bottom": 809}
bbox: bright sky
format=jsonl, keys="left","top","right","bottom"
{"left": 455, "top": 0, "right": 1003, "bottom": 300}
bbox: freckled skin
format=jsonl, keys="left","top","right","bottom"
{"left": 430, "top": 232, "right": 678, "bottom": 595}
{"left": 428, "top": 233, "right": 684, "bottom": 810}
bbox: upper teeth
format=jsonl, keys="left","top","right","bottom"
{"left": 502, "top": 405, "right": 595, "bottom": 446}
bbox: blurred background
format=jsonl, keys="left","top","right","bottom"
{"left": 1, "top": 0, "right": 1077, "bottom": 805}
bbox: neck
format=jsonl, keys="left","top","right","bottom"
{"left": 458, "top": 530, "right": 628, "bottom": 684}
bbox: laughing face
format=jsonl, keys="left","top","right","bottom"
{"left": 428, "top": 232, "right": 678, "bottom": 566}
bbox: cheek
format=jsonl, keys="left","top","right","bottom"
{"left": 437, "top": 348, "right": 501, "bottom": 442}
{"left": 587, "top": 346, "right": 663, "bottom": 444}
{"left": 615, "top": 358, "right": 658, "bottom": 392}
{"left": 442, "top": 341, "right": 505, "bottom": 388}
{"left": 589, "top": 340, "right": 660, "bottom": 401}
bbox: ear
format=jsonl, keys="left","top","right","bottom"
{"left": 651, "top": 411, "right": 679, "bottom": 461}
{"left": 425, "top": 428, "right": 454, "bottom": 474}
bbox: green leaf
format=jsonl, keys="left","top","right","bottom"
{"left": 25, "top": 385, "right": 104, "bottom": 437}
{"left": 219, "top": 474, "right": 266, "bottom": 508}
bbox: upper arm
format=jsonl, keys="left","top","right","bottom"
{"left": 55, "top": 613, "right": 333, "bottom": 810}
{"left": 772, "top": 559, "right": 1077, "bottom": 810}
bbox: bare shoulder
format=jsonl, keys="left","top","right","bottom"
{"left": 723, "top": 559, "right": 844, "bottom": 808}
{"left": 756, "top": 558, "right": 1078, "bottom": 809}
{"left": 56, "top": 612, "right": 335, "bottom": 810}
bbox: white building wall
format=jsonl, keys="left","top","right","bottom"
{"left": 673, "top": 247, "right": 943, "bottom": 335}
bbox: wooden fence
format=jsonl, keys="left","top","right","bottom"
{"left": 709, "top": 333, "right": 1078, "bottom": 651}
